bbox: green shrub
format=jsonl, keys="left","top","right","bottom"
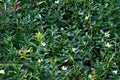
{"left": 0, "top": 0, "right": 120, "bottom": 80}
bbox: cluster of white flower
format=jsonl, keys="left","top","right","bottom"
{"left": 38, "top": 59, "right": 43, "bottom": 63}
{"left": 104, "top": 32, "right": 111, "bottom": 48}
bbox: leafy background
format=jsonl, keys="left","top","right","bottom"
{"left": 0, "top": 0, "right": 120, "bottom": 80}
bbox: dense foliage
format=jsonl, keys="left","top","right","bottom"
{"left": 0, "top": 0, "right": 120, "bottom": 80}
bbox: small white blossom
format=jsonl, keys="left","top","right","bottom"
{"left": 0, "top": 70, "right": 5, "bottom": 74}
{"left": 72, "top": 48, "right": 77, "bottom": 52}
{"left": 104, "top": 32, "right": 110, "bottom": 38}
{"left": 55, "top": 0, "right": 59, "bottom": 4}
{"left": 85, "top": 16, "right": 89, "bottom": 20}
{"left": 38, "top": 59, "right": 43, "bottom": 63}
{"left": 61, "top": 66, "right": 67, "bottom": 71}
{"left": 112, "top": 70, "right": 118, "bottom": 75}
{"left": 106, "top": 43, "right": 111, "bottom": 48}
{"left": 41, "top": 42, "right": 46, "bottom": 46}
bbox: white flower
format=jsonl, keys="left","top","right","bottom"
{"left": 61, "top": 66, "right": 67, "bottom": 71}
{"left": 38, "top": 59, "right": 43, "bottom": 63}
{"left": 41, "top": 42, "right": 46, "bottom": 46}
{"left": 72, "top": 48, "right": 77, "bottom": 52}
{"left": 0, "top": 70, "right": 5, "bottom": 74}
{"left": 55, "top": 0, "right": 59, "bottom": 4}
{"left": 85, "top": 16, "right": 89, "bottom": 20}
{"left": 112, "top": 70, "right": 118, "bottom": 75}
{"left": 104, "top": 32, "right": 110, "bottom": 37}
{"left": 106, "top": 43, "right": 111, "bottom": 48}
